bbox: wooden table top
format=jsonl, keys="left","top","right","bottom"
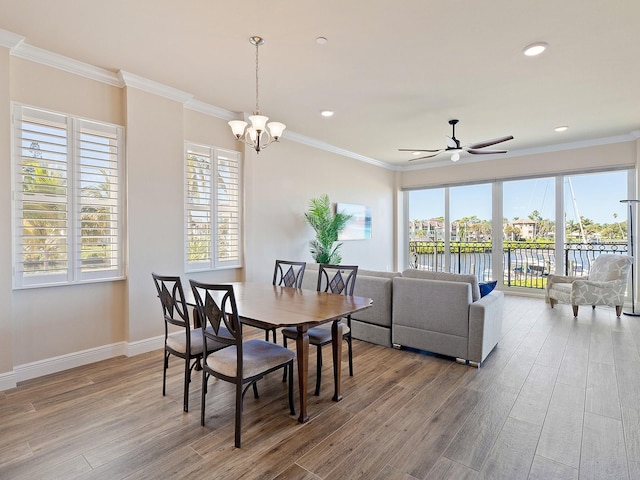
{"left": 187, "top": 281, "right": 373, "bottom": 329}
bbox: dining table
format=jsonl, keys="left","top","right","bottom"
{"left": 187, "top": 281, "right": 372, "bottom": 423}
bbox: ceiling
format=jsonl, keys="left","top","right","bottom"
{"left": 1, "top": 0, "right": 639, "bottom": 168}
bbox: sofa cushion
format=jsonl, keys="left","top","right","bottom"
{"left": 401, "top": 269, "right": 481, "bottom": 302}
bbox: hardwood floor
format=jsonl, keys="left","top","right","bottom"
{"left": 1, "top": 295, "right": 640, "bottom": 479}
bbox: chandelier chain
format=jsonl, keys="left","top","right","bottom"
{"left": 255, "top": 41, "right": 260, "bottom": 114}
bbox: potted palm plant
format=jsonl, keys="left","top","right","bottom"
{"left": 305, "top": 194, "right": 352, "bottom": 263}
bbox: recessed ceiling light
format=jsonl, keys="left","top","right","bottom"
{"left": 320, "top": 110, "right": 334, "bottom": 117}
{"left": 523, "top": 42, "right": 548, "bottom": 56}
{"left": 412, "top": 151, "right": 422, "bottom": 155}
{"left": 555, "top": 125, "right": 569, "bottom": 132}
{"left": 316, "top": 37, "right": 328, "bottom": 45}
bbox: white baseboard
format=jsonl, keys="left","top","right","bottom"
{"left": 125, "top": 335, "right": 165, "bottom": 357}
{"left": 0, "top": 335, "right": 169, "bottom": 391}
{"left": 13, "top": 342, "right": 127, "bottom": 383}
{"left": 0, "top": 370, "right": 17, "bottom": 391}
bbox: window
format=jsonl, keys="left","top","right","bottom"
{"left": 407, "top": 169, "right": 631, "bottom": 289}
{"left": 185, "top": 143, "right": 242, "bottom": 271}
{"left": 13, "top": 105, "right": 124, "bottom": 288}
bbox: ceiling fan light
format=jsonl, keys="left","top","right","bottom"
{"left": 267, "top": 121, "right": 286, "bottom": 140}
{"left": 523, "top": 42, "right": 548, "bottom": 56}
{"left": 451, "top": 152, "right": 461, "bottom": 162}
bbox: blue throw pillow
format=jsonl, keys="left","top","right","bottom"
{"left": 479, "top": 280, "right": 497, "bottom": 297}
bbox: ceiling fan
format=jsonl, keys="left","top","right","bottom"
{"left": 399, "top": 119, "right": 514, "bottom": 162}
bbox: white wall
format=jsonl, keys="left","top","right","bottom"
{"left": 243, "top": 139, "right": 397, "bottom": 284}
{"left": 0, "top": 54, "right": 398, "bottom": 388}
{"left": 0, "top": 47, "right": 14, "bottom": 380}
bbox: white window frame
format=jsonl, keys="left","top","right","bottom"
{"left": 184, "top": 142, "right": 242, "bottom": 272}
{"left": 12, "top": 104, "right": 125, "bottom": 289}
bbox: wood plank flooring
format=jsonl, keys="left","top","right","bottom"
{"left": 1, "top": 295, "right": 640, "bottom": 479}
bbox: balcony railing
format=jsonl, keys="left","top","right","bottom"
{"left": 409, "top": 241, "right": 628, "bottom": 289}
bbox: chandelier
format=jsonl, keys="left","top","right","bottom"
{"left": 228, "top": 36, "right": 286, "bottom": 153}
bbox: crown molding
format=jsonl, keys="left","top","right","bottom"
{"left": 118, "top": 70, "right": 193, "bottom": 103}
{"left": 184, "top": 99, "right": 237, "bottom": 121}
{"left": 0, "top": 28, "right": 24, "bottom": 49}
{"left": 283, "top": 130, "right": 397, "bottom": 171}
{"left": 12, "top": 42, "right": 122, "bottom": 87}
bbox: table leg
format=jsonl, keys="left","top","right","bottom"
{"left": 332, "top": 320, "right": 343, "bottom": 402}
{"left": 295, "top": 325, "right": 310, "bottom": 423}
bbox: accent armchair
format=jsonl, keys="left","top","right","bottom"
{"left": 546, "top": 253, "right": 633, "bottom": 317}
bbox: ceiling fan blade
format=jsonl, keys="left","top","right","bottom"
{"left": 445, "top": 136, "right": 458, "bottom": 149}
{"left": 408, "top": 152, "right": 443, "bottom": 161}
{"left": 467, "top": 135, "right": 514, "bottom": 149}
{"left": 466, "top": 148, "right": 508, "bottom": 155}
{"left": 398, "top": 148, "right": 443, "bottom": 153}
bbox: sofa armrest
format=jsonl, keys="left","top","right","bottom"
{"left": 468, "top": 290, "right": 504, "bottom": 364}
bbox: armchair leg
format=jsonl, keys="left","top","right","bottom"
{"left": 572, "top": 305, "right": 579, "bottom": 317}
{"left": 616, "top": 305, "right": 622, "bottom": 317}
{"left": 549, "top": 299, "right": 556, "bottom": 308}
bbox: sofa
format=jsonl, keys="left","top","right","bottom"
{"left": 300, "top": 264, "right": 504, "bottom": 366}
{"left": 392, "top": 270, "right": 504, "bottom": 366}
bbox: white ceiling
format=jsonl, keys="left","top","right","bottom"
{"left": 1, "top": 0, "right": 639, "bottom": 168}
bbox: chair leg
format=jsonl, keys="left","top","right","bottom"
{"left": 183, "top": 357, "right": 190, "bottom": 412}
{"left": 616, "top": 305, "right": 623, "bottom": 316}
{"left": 252, "top": 382, "right": 259, "bottom": 399}
{"left": 315, "top": 345, "right": 322, "bottom": 396}
{"left": 549, "top": 298, "right": 556, "bottom": 308}
{"left": 234, "top": 381, "right": 243, "bottom": 448}
{"left": 201, "top": 371, "right": 207, "bottom": 426}
{"left": 163, "top": 351, "right": 169, "bottom": 396}
{"left": 288, "top": 360, "right": 295, "bottom": 415}
{"left": 282, "top": 335, "right": 288, "bottom": 382}
{"left": 572, "top": 305, "right": 579, "bottom": 317}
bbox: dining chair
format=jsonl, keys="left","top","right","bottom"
{"left": 190, "top": 280, "right": 295, "bottom": 448}
{"left": 281, "top": 264, "right": 358, "bottom": 395}
{"left": 152, "top": 273, "right": 227, "bottom": 413}
{"left": 242, "top": 260, "right": 306, "bottom": 343}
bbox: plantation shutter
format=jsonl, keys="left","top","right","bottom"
{"left": 185, "top": 145, "right": 213, "bottom": 269}
{"left": 185, "top": 144, "right": 241, "bottom": 271}
{"left": 215, "top": 149, "right": 241, "bottom": 266}
{"left": 76, "top": 119, "right": 122, "bottom": 280}
{"left": 13, "top": 105, "right": 124, "bottom": 288}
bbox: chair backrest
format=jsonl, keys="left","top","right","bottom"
{"left": 189, "top": 280, "right": 240, "bottom": 358}
{"left": 588, "top": 254, "right": 633, "bottom": 283}
{"left": 152, "top": 273, "right": 191, "bottom": 336}
{"left": 317, "top": 264, "right": 358, "bottom": 295}
{"left": 273, "top": 260, "right": 306, "bottom": 288}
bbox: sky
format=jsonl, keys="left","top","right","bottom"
{"left": 409, "top": 170, "right": 629, "bottom": 225}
